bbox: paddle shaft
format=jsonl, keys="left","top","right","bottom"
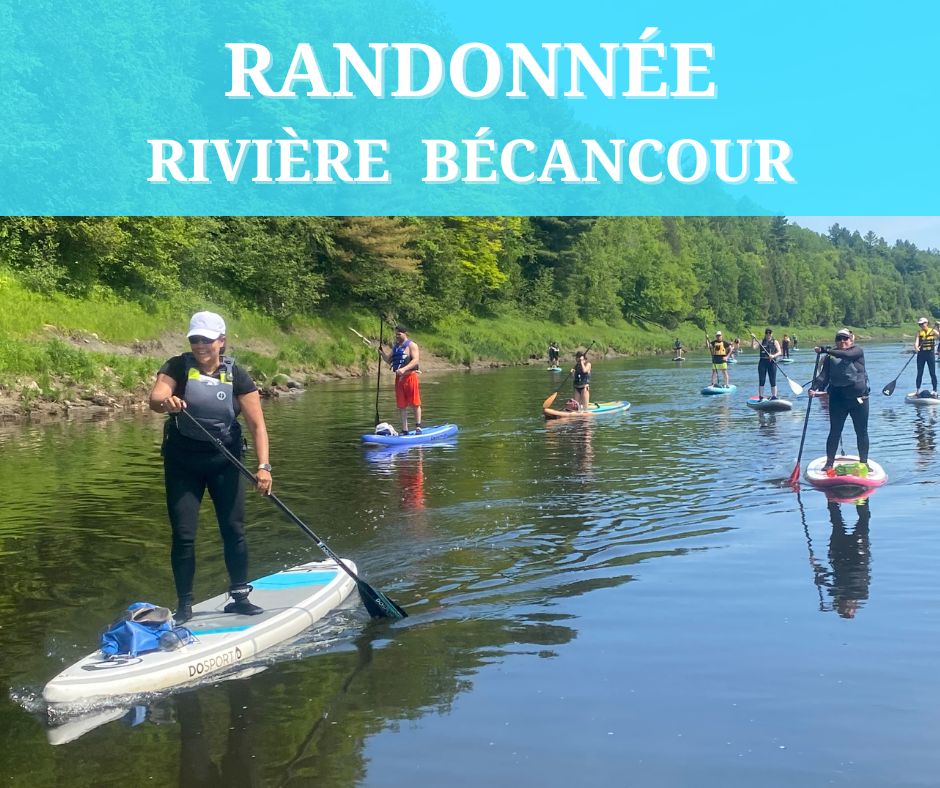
{"left": 883, "top": 351, "right": 915, "bottom": 395}
{"left": 176, "top": 408, "right": 406, "bottom": 618}
{"left": 791, "top": 351, "right": 823, "bottom": 482}
{"left": 373, "top": 318, "right": 383, "bottom": 425}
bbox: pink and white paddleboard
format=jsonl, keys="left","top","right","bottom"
{"left": 804, "top": 455, "right": 887, "bottom": 490}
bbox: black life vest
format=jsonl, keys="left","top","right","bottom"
{"left": 176, "top": 353, "right": 238, "bottom": 443}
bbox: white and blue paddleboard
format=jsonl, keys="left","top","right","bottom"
{"left": 361, "top": 423, "right": 458, "bottom": 446}
{"left": 777, "top": 357, "right": 795, "bottom": 364}
{"left": 905, "top": 391, "right": 940, "bottom": 406}
{"left": 746, "top": 396, "right": 793, "bottom": 411}
{"left": 701, "top": 384, "right": 737, "bottom": 395}
{"left": 547, "top": 366, "right": 562, "bottom": 372}
{"left": 43, "top": 560, "right": 356, "bottom": 705}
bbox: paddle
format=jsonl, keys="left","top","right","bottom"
{"left": 788, "top": 351, "right": 823, "bottom": 487}
{"left": 748, "top": 330, "right": 803, "bottom": 396}
{"left": 348, "top": 326, "right": 373, "bottom": 348}
{"left": 542, "top": 340, "right": 595, "bottom": 410}
{"left": 177, "top": 408, "right": 407, "bottom": 620}
{"left": 881, "top": 351, "right": 916, "bottom": 396}
{"left": 372, "top": 318, "right": 383, "bottom": 426}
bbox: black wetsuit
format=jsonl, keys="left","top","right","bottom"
{"left": 757, "top": 337, "right": 779, "bottom": 388}
{"left": 159, "top": 355, "right": 257, "bottom": 604}
{"left": 812, "top": 345, "right": 870, "bottom": 465}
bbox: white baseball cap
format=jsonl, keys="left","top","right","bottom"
{"left": 187, "top": 311, "right": 226, "bottom": 340}
{"left": 918, "top": 317, "right": 929, "bottom": 324}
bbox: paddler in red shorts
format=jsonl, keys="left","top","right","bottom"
{"left": 379, "top": 325, "right": 423, "bottom": 434}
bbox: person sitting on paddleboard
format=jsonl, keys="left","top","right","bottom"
{"left": 809, "top": 329, "right": 871, "bottom": 474}
{"left": 707, "top": 331, "right": 732, "bottom": 387}
{"left": 781, "top": 333, "right": 791, "bottom": 359}
{"left": 378, "top": 325, "right": 422, "bottom": 434}
{"left": 148, "top": 311, "right": 272, "bottom": 624}
{"left": 572, "top": 350, "right": 592, "bottom": 410}
{"left": 548, "top": 341, "right": 560, "bottom": 366}
{"left": 753, "top": 328, "right": 782, "bottom": 400}
{"left": 673, "top": 338, "right": 684, "bottom": 358}
{"left": 912, "top": 317, "right": 938, "bottom": 397}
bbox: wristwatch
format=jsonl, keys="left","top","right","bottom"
{"left": 257, "top": 463, "right": 272, "bottom": 472}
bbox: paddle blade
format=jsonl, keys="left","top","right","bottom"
{"left": 882, "top": 379, "right": 897, "bottom": 396}
{"left": 787, "top": 463, "right": 801, "bottom": 488}
{"left": 357, "top": 581, "right": 408, "bottom": 619}
{"left": 786, "top": 376, "right": 804, "bottom": 396}
{"left": 542, "top": 391, "right": 560, "bottom": 410}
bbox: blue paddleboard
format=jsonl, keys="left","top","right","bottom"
{"left": 701, "top": 384, "right": 737, "bottom": 395}
{"left": 361, "top": 423, "right": 459, "bottom": 446}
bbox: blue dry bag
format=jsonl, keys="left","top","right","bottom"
{"left": 100, "top": 602, "right": 194, "bottom": 657}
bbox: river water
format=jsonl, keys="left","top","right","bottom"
{"left": 2, "top": 343, "right": 940, "bottom": 787}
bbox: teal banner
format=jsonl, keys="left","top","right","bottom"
{"left": 1, "top": 0, "right": 937, "bottom": 215}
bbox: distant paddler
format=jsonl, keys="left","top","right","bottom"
{"left": 912, "top": 317, "right": 938, "bottom": 397}
{"left": 706, "top": 330, "right": 733, "bottom": 388}
{"left": 752, "top": 328, "right": 782, "bottom": 400}
{"left": 673, "top": 338, "right": 684, "bottom": 360}
{"left": 377, "top": 325, "right": 423, "bottom": 434}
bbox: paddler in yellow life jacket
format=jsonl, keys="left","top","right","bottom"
{"left": 707, "top": 330, "right": 732, "bottom": 387}
{"left": 912, "top": 317, "right": 939, "bottom": 396}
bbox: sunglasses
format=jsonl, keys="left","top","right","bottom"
{"left": 189, "top": 335, "right": 217, "bottom": 344}
{"left": 835, "top": 336, "right": 850, "bottom": 342}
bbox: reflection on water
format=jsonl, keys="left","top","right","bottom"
{"left": 6, "top": 345, "right": 940, "bottom": 785}
{"left": 914, "top": 408, "right": 937, "bottom": 465}
{"left": 805, "top": 497, "right": 872, "bottom": 619}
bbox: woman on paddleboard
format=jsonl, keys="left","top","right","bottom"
{"left": 572, "top": 350, "right": 592, "bottom": 410}
{"left": 753, "top": 328, "right": 782, "bottom": 400}
{"left": 912, "top": 317, "right": 938, "bottom": 396}
{"left": 808, "top": 328, "right": 871, "bottom": 474}
{"left": 148, "top": 311, "right": 272, "bottom": 624}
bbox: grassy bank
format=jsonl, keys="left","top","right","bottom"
{"left": 0, "top": 267, "right": 914, "bottom": 417}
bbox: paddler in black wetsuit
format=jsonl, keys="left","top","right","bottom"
{"left": 148, "top": 311, "right": 273, "bottom": 624}
{"left": 809, "top": 328, "right": 871, "bottom": 474}
{"left": 548, "top": 341, "right": 560, "bottom": 366}
{"left": 912, "top": 317, "right": 938, "bottom": 397}
{"left": 753, "top": 327, "right": 782, "bottom": 400}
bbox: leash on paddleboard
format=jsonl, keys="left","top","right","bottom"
{"left": 747, "top": 330, "right": 804, "bottom": 396}
{"left": 881, "top": 351, "right": 915, "bottom": 396}
{"left": 788, "top": 351, "right": 824, "bottom": 488}
{"left": 177, "top": 408, "right": 407, "bottom": 620}
{"left": 542, "top": 340, "right": 595, "bottom": 410}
